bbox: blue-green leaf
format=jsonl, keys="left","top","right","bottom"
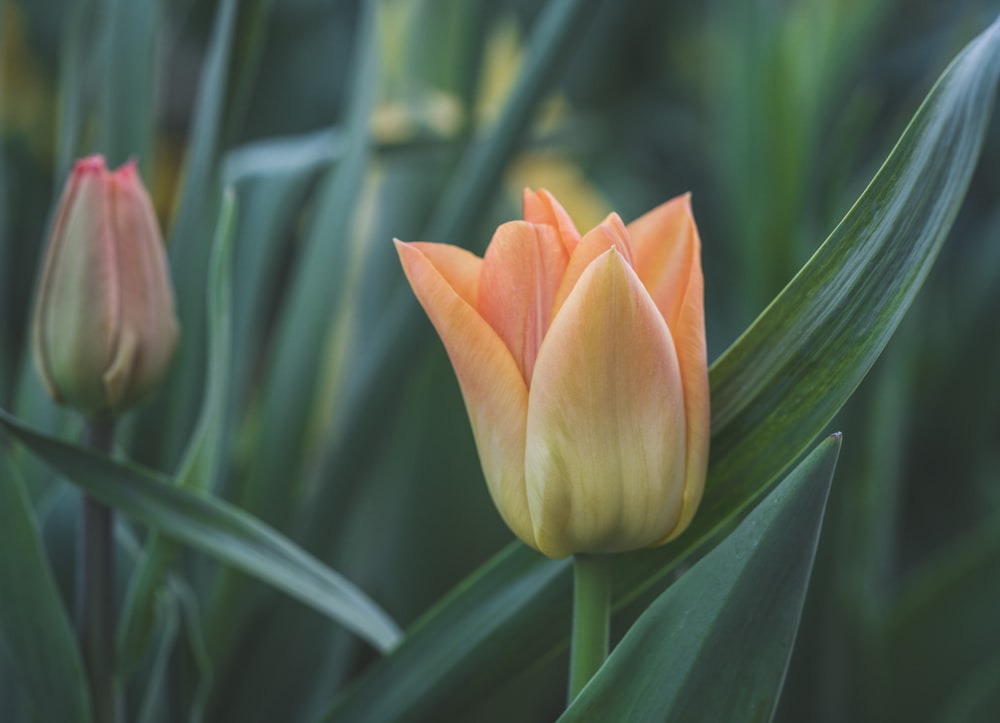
{"left": 0, "top": 410, "right": 402, "bottom": 655}
{"left": 560, "top": 435, "right": 840, "bottom": 722}
{"left": 0, "top": 451, "right": 92, "bottom": 723}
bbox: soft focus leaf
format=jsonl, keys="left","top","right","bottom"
{"left": 240, "top": 0, "right": 378, "bottom": 530}
{"left": 560, "top": 435, "right": 839, "bottom": 722}
{"left": 98, "top": 0, "right": 156, "bottom": 169}
{"left": 117, "top": 190, "right": 236, "bottom": 674}
{"left": 0, "top": 410, "right": 402, "bottom": 654}
{"left": 886, "top": 508, "right": 1000, "bottom": 721}
{"left": 0, "top": 451, "right": 92, "bottom": 723}
{"left": 136, "top": 0, "right": 238, "bottom": 466}
{"left": 321, "top": 16, "right": 1000, "bottom": 721}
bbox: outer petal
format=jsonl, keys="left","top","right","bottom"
{"left": 403, "top": 241, "right": 482, "bottom": 308}
{"left": 522, "top": 187, "right": 581, "bottom": 254}
{"left": 395, "top": 240, "right": 537, "bottom": 548}
{"left": 550, "top": 212, "right": 634, "bottom": 321}
{"left": 629, "top": 194, "right": 709, "bottom": 543}
{"left": 33, "top": 156, "right": 119, "bottom": 413}
{"left": 478, "top": 221, "right": 568, "bottom": 383}
{"left": 652, "top": 236, "right": 709, "bottom": 544}
{"left": 108, "top": 161, "right": 179, "bottom": 409}
{"left": 525, "top": 249, "right": 686, "bottom": 558}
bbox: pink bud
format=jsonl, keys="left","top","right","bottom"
{"left": 32, "top": 155, "right": 179, "bottom": 417}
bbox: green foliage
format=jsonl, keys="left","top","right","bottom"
{"left": 0, "top": 1, "right": 998, "bottom": 721}
{"left": 561, "top": 436, "right": 840, "bottom": 723}
{"left": 0, "top": 452, "right": 92, "bottom": 723}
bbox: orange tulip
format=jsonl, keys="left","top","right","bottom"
{"left": 32, "top": 155, "right": 179, "bottom": 417}
{"left": 396, "top": 189, "right": 709, "bottom": 558}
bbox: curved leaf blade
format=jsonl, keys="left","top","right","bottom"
{"left": 0, "top": 452, "right": 92, "bottom": 723}
{"left": 560, "top": 435, "right": 840, "bottom": 723}
{"left": 117, "top": 190, "right": 237, "bottom": 674}
{"left": 0, "top": 411, "right": 402, "bottom": 654}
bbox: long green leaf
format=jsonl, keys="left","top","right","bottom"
{"left": 116, "top": 190, "right": 237, "bottom": 674}
{"left": 0, "top": 451, "right": 92, "bottom": 723}
{"left": 199, "top": 0, "right": 381, "bottom": 687}
{"left": 320, "top": 15, "right": 1000, "bottom": 722}
{"left": 240, "top": 0, "right": 379, "bottom": 529}
{"left": 0, "top": 411, "right": 402, "bottom": 654}
{"left": 560, "top": 435, "right": 840, "bottom": 722}
{"left": 98, "top": 0, "right": 156, "bottom": 169}
{"left": 132, "top": 0, "right": 237, "bottom": 467}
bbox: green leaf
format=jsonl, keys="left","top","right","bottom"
{"left": 0, "top": 451, "right": 92, "bottom": 723}
{"left": 134, "top": 0, "right": 238, "bottom": 467}
{"left": 238, "top": 0, "right": 379, "bottom": 529}
{"left": 116, "top": 190, "right": 237, "bottom": 674}
{"left": 320, "top": 15, "right": 1000, "bottom": 722}
{"left": 0, "top": 410, "right": 402, "bottom": 655}
{"left": 222, "top": 129, "right": 342, "bottom": 415}
{"left": 201, "top": 0, "right": 381, "bottom": 681}
{"left": 98, "top": 0, "right": 156, "bottom": 169}
{"left": 560, "top": 435, "right": 840, "bottom": 723}
{"left": 886, "top": 507, "right": 1000, "bottom": 721}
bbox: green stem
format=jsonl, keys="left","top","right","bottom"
{"left": 569, "top": 554, "right": 611, "bottom": 702}
{"left": 78, "top": 417, "right": 118, "bottom": 723}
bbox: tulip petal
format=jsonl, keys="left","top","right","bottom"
{"left": 653, "top": 241, "right": 709, "bottom": 544}
{"left": 525, "top": 249, "right": 686, "bottom": 558}
{"left": 628, "top": 193, "right": 696, "bottom": 330}
{"left": 34, "top": 158, "right": 120, "bottom": 413}
{"left": 522, "top": 187, "right": 581, "bottom": 254}
{"left": 550, "top": 213, "right": 634, "bottom": 321}
{"left": 110, "top": 161, "right": 179, "bottom": 403}
{"left": 395, "top": 240, "right": 537, "bottom": 548}
{"left": 628, "top": 194, "right": 710, "bottom": 543}
{"left": 478, "top": 221, "right": 568, "bottom": 383}
{"left": 404, "top": 241, "right": 482, "bottom": 309}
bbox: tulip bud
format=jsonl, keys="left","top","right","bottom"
{"left": 396, "top": 189, "right": 709, "bottom": 558}
{"left": 32, "top": 155, "right": 179, "bottom": 418}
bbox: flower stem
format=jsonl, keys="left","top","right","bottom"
{"left": 568, "top": 553, "right": 610, "bottom": 703}
{"left": 78, "top": 417, "right": 118, "bottom": 723}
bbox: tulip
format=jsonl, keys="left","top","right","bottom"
{"left": 396, "top": 189, "right": 709, "bottom": 558}
{"left": 33, "top": 155, "right": 179, "bottom": 418}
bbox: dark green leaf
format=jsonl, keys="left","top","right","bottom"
{"left": 0, "top": 451, "right": 92, "bottom": 723}
{"left": 0, "top": 411, "right": 402, "bottom": 654}
{"left": 560, "top": 436, "right": 840, "bottom": 722}
{"left": 117, "top": 191, "right": 237, "bottom": 674}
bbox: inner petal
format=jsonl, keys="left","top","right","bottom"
{"left": 479, "top": 221, "right": 569, "bottom": 384}
{"left": 522, "top": 188, "right": 581, "bottom": 254}
{"left": 550, "top": 212, "right": 634, "bottom": 321}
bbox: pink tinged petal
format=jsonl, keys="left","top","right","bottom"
{"left": 478, "top": 221, "right": 568, "bottom": 384}
{"left": 35, "top": 156, "right": 120, "bottom": 413}
{"left": 522, "top": 188, "right": 581, "bottom": 254}
{"left": 524, "top": 249, "right": 686, "bottom": 558}
{"left": 653, "top": 241, "right": 709, "bottom": 544}
{"left": 107, "top": 161, "right": 179, "bottom": 408}
{"left": 395, "top": 240, "right": 537, "bottom": 549}
{"left": 628, "top": 193, "right": 698, "bottom": 329}
{"left": 403, "top": 241, "right": 482, "bottom": 308}
{"left": 550, "top": 212, "right": 635, "bottom": 321}
{"left": 627, "top": 194, "right": 709, "bottom": 543}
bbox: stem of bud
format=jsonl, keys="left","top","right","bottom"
{"left": 78, "top": 417, "right": 119, "bottom": 723}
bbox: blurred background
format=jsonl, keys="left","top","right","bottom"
{"left": 1, "top": 0, "right": 999, "bottom": 721}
